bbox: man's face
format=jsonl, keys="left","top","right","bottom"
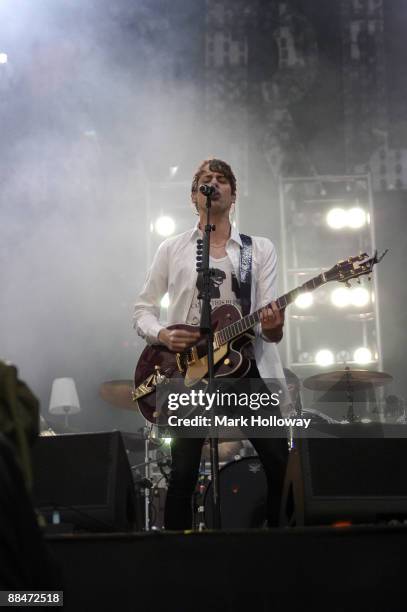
{"left": 191, "top": 163, "right": 235, "bottom": 216}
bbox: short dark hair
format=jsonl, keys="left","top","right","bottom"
{"left": 191, "top": 158, "right": 237, "bottom": 196}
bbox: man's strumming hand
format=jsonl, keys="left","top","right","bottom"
{"left": 158, "top": 328, "right": 201, "bottom": 352}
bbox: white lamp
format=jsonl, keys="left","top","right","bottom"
{"left": 49, "top": 377, "right": 81, "bottom": 428}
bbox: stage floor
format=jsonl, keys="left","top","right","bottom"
{"left": 46, "top": 523, "right": 406, "bottom": 612}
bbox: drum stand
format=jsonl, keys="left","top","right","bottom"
{"left": 130, "top": 424, "right": 155, "bottom": 531}
{"left": 344, "top": 367, "right": 358, "bottom": 423}
{"left": 143, "top": 426, "right": 152, "bottom": 530}
{"left": 193, "top": 456, "right": 210, "bottom": 531}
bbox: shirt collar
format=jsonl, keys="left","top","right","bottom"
{"left": 190, "top": 220, "right": 242, "bottom": 247}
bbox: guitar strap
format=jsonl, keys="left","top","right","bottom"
{"left": 239, "top": 233, "right": 252, "bottom": 317}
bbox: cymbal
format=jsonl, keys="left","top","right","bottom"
{"left": 303, "top": 369, "right": 393, "bottom": 391}
{"left": 99, "top": 380, "right": 136, "bottom": 411}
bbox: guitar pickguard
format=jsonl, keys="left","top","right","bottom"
{"left": 184, "top": 333, "right": 254, "bottom": 386}
{"left": 184, "top": 344, "right": 228, "bottom": 387}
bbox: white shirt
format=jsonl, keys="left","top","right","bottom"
{"left": 133, "top": 222, "right": 285, "bottom": 381}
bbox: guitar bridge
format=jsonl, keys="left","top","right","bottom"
{"left": 176, "top": 347, "right": 198, "bottom": 373}
{"left": 187, "top": 346, "right": 198, "bottom": 366}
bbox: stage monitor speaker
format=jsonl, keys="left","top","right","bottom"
{"left": 32, "top": 431, "right": 141, "bottom": 532}
{"left": 0, "top": 434, "right": 62, "bottom": 588}
{"left": 281, "top": 424, "right": 407, "bottom": 526}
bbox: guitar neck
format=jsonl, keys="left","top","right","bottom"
{"left": 216, "top": 272, "right": 327, "bottom": 345}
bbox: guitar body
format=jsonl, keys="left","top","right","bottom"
{"left": 133, "top": 250, "right": 383, "bottom": 423}
{"left": 134, "top": 304, "right": 253, "bottom": 423}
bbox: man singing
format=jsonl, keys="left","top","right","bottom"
{"left": 134, "top": 158, "right": 288, "bottom": 529}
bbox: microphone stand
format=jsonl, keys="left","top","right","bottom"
{"left": 196, "top": 193, "right": 221, "bottom": 529}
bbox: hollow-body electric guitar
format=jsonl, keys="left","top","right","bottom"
{"left": 133, "top": 251, "right": 386, "bottom": 423}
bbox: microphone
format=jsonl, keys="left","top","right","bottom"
{"left": 199, "top": 184, "right": 216, "bottom": 197}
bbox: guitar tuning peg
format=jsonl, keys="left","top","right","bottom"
{"left": 357, "top": 278, "right": 361, "bottom": 284}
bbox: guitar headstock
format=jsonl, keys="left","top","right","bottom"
{"left": 325, "top": 250, "right": 388, "bottom": 285}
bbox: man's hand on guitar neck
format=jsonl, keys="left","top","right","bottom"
{"left": 158, "top": 328, "right": 201, "bottom": 352}
{"left": 259, "top": 301, "right": 285, "bottom": 343}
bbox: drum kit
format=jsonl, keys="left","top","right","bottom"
{"left": 99, "top": 366, "right": 395, "bottom": 529}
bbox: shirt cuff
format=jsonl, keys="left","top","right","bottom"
{"left": 137, "top": 321, "right": 166, "bottom": 345}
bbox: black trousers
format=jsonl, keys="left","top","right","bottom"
{"left": 164, "top": 362, "right": 289, "bottom": 530}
